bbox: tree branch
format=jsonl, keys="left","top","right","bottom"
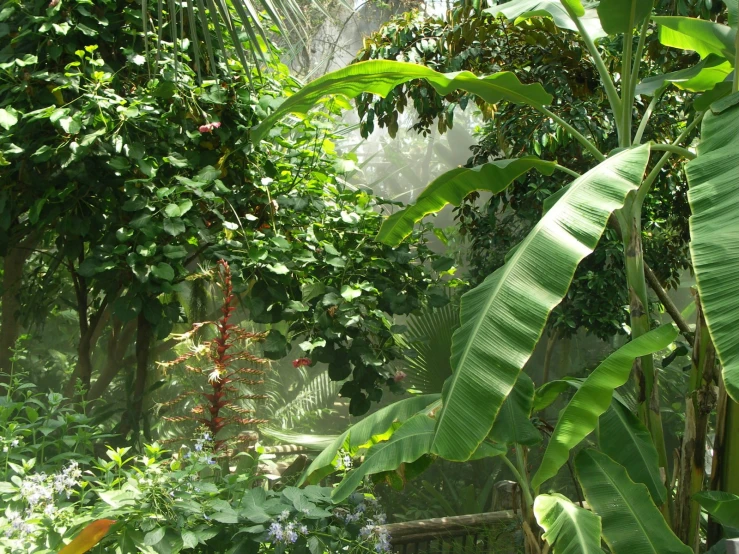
{"left": 644, "top": 263, "right": 693, "bottom": 345}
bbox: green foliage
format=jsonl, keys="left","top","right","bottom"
{"left": 686, "top": 92, "right": 739, "bottom": 401}
{"left": 353, "top": 8, "right": 694, "bottom": 341}
{"left": 430, "top": 145, "right": 649, "bottom": 461}
{"left": 575, "top": 449, "right": 691, "bottom": 554}
{"left": 598, "top": 400, "right": 667, "bottom": 506}
{"left": 0, "top": 0, "right": 448, "bottom": 416}
{"left": 0, "top": 378, "right": 392, "bottom": 553}
{"left": 694, "top": 491, "right": 739, "bottom": 528}
{"left": 252, "top": 60, "right": 553, "bottom": 143}
{"left": 533, "top": 493, "right": 602, "bottom": 554}
{"left": 376, "top": 158, "right": 557, "bottom": 246}
{"left": 531, "top": 324, "right": 677, "bottom": 491}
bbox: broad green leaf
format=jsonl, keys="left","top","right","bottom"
{"left": 151, "top": 262, "right": 175, "bottom": 281}
{"left": 693, "top": 491, "right": 739, "bottom": 528}
{"left": 58, "top": 520, "right": 116, "bottom": 554}
{"left": 597, "top": 0, "right": 652, "bottom": 35}
{"left": 654, "top": 16, "right": 736, "bottom": 60}
{"left": 377, "top": 158, "right": 556, "bottom": 246}
{"left": 687, "top": 92, "right": 739, "bottom": 401}
{"left": 490, "top": 372, "right": 541, "bottom": 446}
{"left": 598, "top": 400, "right": 667, "bottom": 505}
{"left": 729, "top": 1, "right": 738, "bottom": 29}
{"left": 430, "top": 145, "right": 650, "bottom": 461}
{"left": 636, "top": 54, "right": 734, "bottom": 95}
{"left": 299, "top": 394, "right": 440, "bottom": 485}
{"left": 560, "top": 0, "right": 584, "bottom": 16}
{"left": 488, "top": 0, "right": 605, "bottom": 39}
{"left": 252, "top": 61, "right": 553, "bottom": 143}
{"left": 0, "top": 107, "right": 18, "bottom": 130}
{"left": 575, "top": 449, "right": 692, "bottom": 554}
{"left": 531, "top": 324, "right": 677, "bottom": 490}
{"left": 331, "top": 414, "right": 436, "bottom": 502}
{"left": 534, "top": 379, "right": 572, "bottom": 412}
{"left": 534, "top": 493, "right": 602, "bottom": 554}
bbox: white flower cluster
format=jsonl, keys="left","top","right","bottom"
{"left": 3, "top": 461, "right": 82, "bottom": 543}
{"left": 266, "top": 511, "right": 309, "bottom": 545}
{"left": 337, "top": 498, "right": 391, "bottom": 553}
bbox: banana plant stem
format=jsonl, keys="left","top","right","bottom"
{"left": 634, "top": 89, "right": 666, "bottom": 145}
{"left": 650, "top": 144, "right": 696, "bottom": 159}
{"left": 560, "top": 4, "right": 623, "bottom": 142}
{"left": 553, "top": 164, "right": 581, "bottom": 179}
{"left": 636, "top": 112, "right": 704, "bottom": 207}
{"left": 540, "top": 107, "right": 605, "bottom": 162}
{"left": 500, "top": 450, "right": 534, "bottom": 510}
{"left": 620, "top": 7, "right": 636, "bottom": 147}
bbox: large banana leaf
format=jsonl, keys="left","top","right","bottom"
{"left": 487, "top": 0, "right": 606, "bottom": 39}
{"left": 636, "top": 54, "right": 734, "bottom": 95}
{"left": 531, "top": 324, "right": 677, "bottom": 490}
{"left": 299, "top": 394, "right": 439, "bottom": 485}
{"left": 597, "top": 0, "right": 652, "bottom": 35}
{"left": 489, "top": 372, "right": 541, "bottom": 446}
{"left": 430, "top": 145, "right": 651, "bottom": 461}
{"left": 251, "top": 61, "right": 553, "bottom": 142}
{"left": 598, "top": 400, "right": 667, "bottom": 505}
{"left": 687, "top": 93, "right": 739, "bottom": 401}
{"left": 377, "top": 158, "right": 556, "bottom": 246}
{"left": 693, "top": 491, "right": 739, "bottom": 528}
{"left": 575, "top": 449, "right": 692, "bottom": 554}
{"left": 533, "top": 493, "right": 602, "bottom": 554}
{"left": 654, "top": 17, "right": 736, "bottom": 60}
{"left": 331, "top": 414, "right": 436, "bottom": 502}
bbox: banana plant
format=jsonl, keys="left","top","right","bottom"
{"left": 254, "top": 0, "right": 739, "bottom": 551}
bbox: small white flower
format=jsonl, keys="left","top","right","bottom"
{"left": 261, "top": 177, "right": 274, "bottom": 186}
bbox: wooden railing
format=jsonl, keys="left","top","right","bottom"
{"left": 381, "top": 510, "right": 519, "bottom": 553}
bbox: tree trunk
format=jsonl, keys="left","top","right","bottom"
{"left": 122, "top": 312, "right": 152, "bottom": 438}
{"left": 541, "top": 329, "right": 559, "bottom": 384}
{"left": 0, "top": 238, "right": 37, "bottom": 381}
{"left": 675, "top": 297, "right": 716, "bottom": 551}
{"left": 87, "top": 320, "right": 136, "bottom": 401}
{"left": 622, "top": 213, "right": 670, "bottom": 489}
{"left": 707, "top": 381, "right": 739, "bottom": 546}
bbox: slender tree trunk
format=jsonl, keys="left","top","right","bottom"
{"left": 622, "top": 212, "right": 671, "bottom": 492}
{"left": 87, "top": 320, "right": 136, "bottom": 401}
{"left": 675, "top": 298, "right": 716, "bottom": 551}
{"left": 0, "top": 235, "right": 38, "bottom": 381}
{"left": 541, "top": 329, "right": 559, "bottom": 384}
{"left": 124, "top": 311, "right": 152, "bottom": 437}
{"left": 0, "top": 248, "right": 28, "bottom": 381}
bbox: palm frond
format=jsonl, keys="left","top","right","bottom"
{"left": 265, "top": 369, "right": 343, "bottom": 428}
{"left": 401, "top": 295, "right": 460, "bottom": 393}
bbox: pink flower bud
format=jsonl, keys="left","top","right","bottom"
{"left": 292, "top": 358, "right": 311, "bottom": 368}
{"left": 198, "top": 121, "right": 222, "bottom": 133}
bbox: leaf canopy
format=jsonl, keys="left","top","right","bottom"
{"left": 531, "top": 324, "right": 677, "bottom": 490}
{"left": 252, "top": 61, "right": 553, "bottom": 142}
{"left": 598, "top": 400, "right": 667, "bottom": 505}
{"left": 331, "top": 414, "right": 436, "bottom": 502}
{"left": 575, "top": 450, "right": 691, "bottom": 554}
{"left": 534, "top": 493, "right": 602, "bottom": 554}
{"left": 430, "top": 145, "right": 650, "bottom": 461}
{"left": 299, "top": 394, "right": 439, "bottom": 485}
{"left": 377, "top": 158, "right": 556, "bottom": 246}
{"left": 693, "top": 491, "right": 739, "bottom": 528}
{"left": 687, "top": 92, "right": 739, "bottom": 401}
